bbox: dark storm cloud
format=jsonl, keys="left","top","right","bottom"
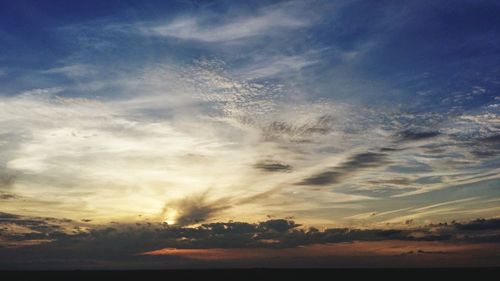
{"left": 479, "top": 134, "right": 500, "bottom": 145}
{"left": 0, "top": 191, "right": 18, "bottom": 200}
{"left": 261, "top": 115, "right": 335, "bottom": 142}
{"left": 457, "top": 133, "right": 500, "bottom": 159}
{"left": 254, "top": 160, "right": 292, "bottom": 172}
{"left": 4, "top": 214, "right": 500, "bottom": 250}
{"left": 297, "top": 171, "right": 343, "bottom": 186}
{"left": 471, "top": 150, "right": 496, "bottom": 158}
{"left": 475, "top": 134, "right": 500, "bottom": 151}
{"left": 297, "top": 152, "right": 388, "bottom": 186}
{"left": 0, "top": 212, "right": 19, "bottom": 220}
{"left": 0, "top": 212, "right": 75, "bottom": 240}
{"left": 342, "top": 177, "right": 420, "bottom": 197}
{"left": 379, "top": 147, "right": 402, "bottom": 152}
{"left": 345, "top": 187, "right": 419, "bottom": 198}
{"left": 1, "top": 210, "right": 500, "bottom": 269}
{"left": 259, "top": 219, "right": 300, "bottom": 232}
{"left": 0, "top": 215, "right": 75, "bottom": 249}
{"left": 341, "top": 152, "right": 387, "bottom": 170}
{"left": 367, "top": 178, "right": 412, "bottom": 186}
{"left": 163, "top": 193, "right": 231, "bottom": 226}
{"left": 0, "top": 172, "right": 15, "bottom": 189}
{"left": 397, "top": 130, "right": 441, "bottom": 141}
{"left": 453, "top": 218, "right": 500, "bottom": 231}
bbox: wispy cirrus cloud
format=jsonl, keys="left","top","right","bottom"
{"left": 41, "top": 64, "right": 97, "bottom": 79}
{"left": 1, "top": 0, "right": 500, "bottom": 270}
{"left": 1, "top": 58, "right": 499, "bottom": 228}
{"left": 138, "top": 5, "right": 312, "bottom": 43}
{"left": 232, "top": 53, "right": 320, "bottom": 80}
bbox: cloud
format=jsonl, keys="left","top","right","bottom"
{"left": 0, "top": 173, "right": 15, "bottom": 189}
{"left": 0, "top": 191, "right": 18, "bottom": 200}
{"left": 1, "top": 0, "right": 500, "bottom": 269}
{"left": 341, "top": 152, "right": 387, "bottom": 170}
{"left": 297, "top": 152, "right": 388, "bottom": 186}
{"left": 297, "top": 171, "right": 343, "bottom": 186}
{"left": 454, "top": 218, "right": 500, "bottom": 231}
{"left": 139, "top": 7, "right": 310, "bottom": 43}
{"left": 346, "top": 187, "right": 418, "bottom": 198}
{"left": 261, "top": 115, "right": 336, "bottom": 142}
{"left": 162, "top": 193, "right": 231, "bottom": 226}
{"left": 479, "top": 134, "right": 500, "bottom": 145}
{"left": 2, "top": 210, "right": 499, "bottom": 256}
{"left": 234, "top": 53, "right": 319, "bottom": 80}
{"left": 258, "top": 219, "right": 300, "bottom": 232}
{"left": 367, "top": 178, "right": 412, "bottom": 186}
{"left": 397, "top": 130, "right": 441, "bottom": 141}
{"left": 0, "top": 211, "right": 79, "bottom": 248}
{"left": 469, "top": 133, "right": 500, "bottom": 158}
{"left": 254, "top": 160, "right": 292, "bottom": 173}
{"left": 0, "top": 51, "right": 498, "bottom": 233}
{"left": 41, "top": 64, "right": 97, "bottom": 79}
{"left": 0, "top": 212, "right": 19, "bottom": 220}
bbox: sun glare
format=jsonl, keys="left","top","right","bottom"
{"left": 163, "top": 208, "right": 178, "bottom": 225}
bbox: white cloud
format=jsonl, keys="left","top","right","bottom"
{"left": 0, "top": 61, "right": 379, "bottom": 224}
{"left": 2, "top": 58, "right": 500, "bottom": 227}
{"left": 42, "top": 64, "right": 97, "bottom": 78}
{"left": 140, "top": 8, "right": 310, "bottom": 43}
{"left": 234, "top": 53, "right": 319, "bottom": 80}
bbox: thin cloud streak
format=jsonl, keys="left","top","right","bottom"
{"left": 138, "top": 5, "right": 311, "bottom": 43}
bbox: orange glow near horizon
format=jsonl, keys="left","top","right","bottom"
{"left": 140, "top": 240, "right": 500, "bottom": 262}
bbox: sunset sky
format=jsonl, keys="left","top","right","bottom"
{"left": 1, "top": 0, "right": 499, "bottom": 269}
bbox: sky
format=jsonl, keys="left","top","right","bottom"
{"left": 0, "top": 0, "right": 500, "bottom": 269}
